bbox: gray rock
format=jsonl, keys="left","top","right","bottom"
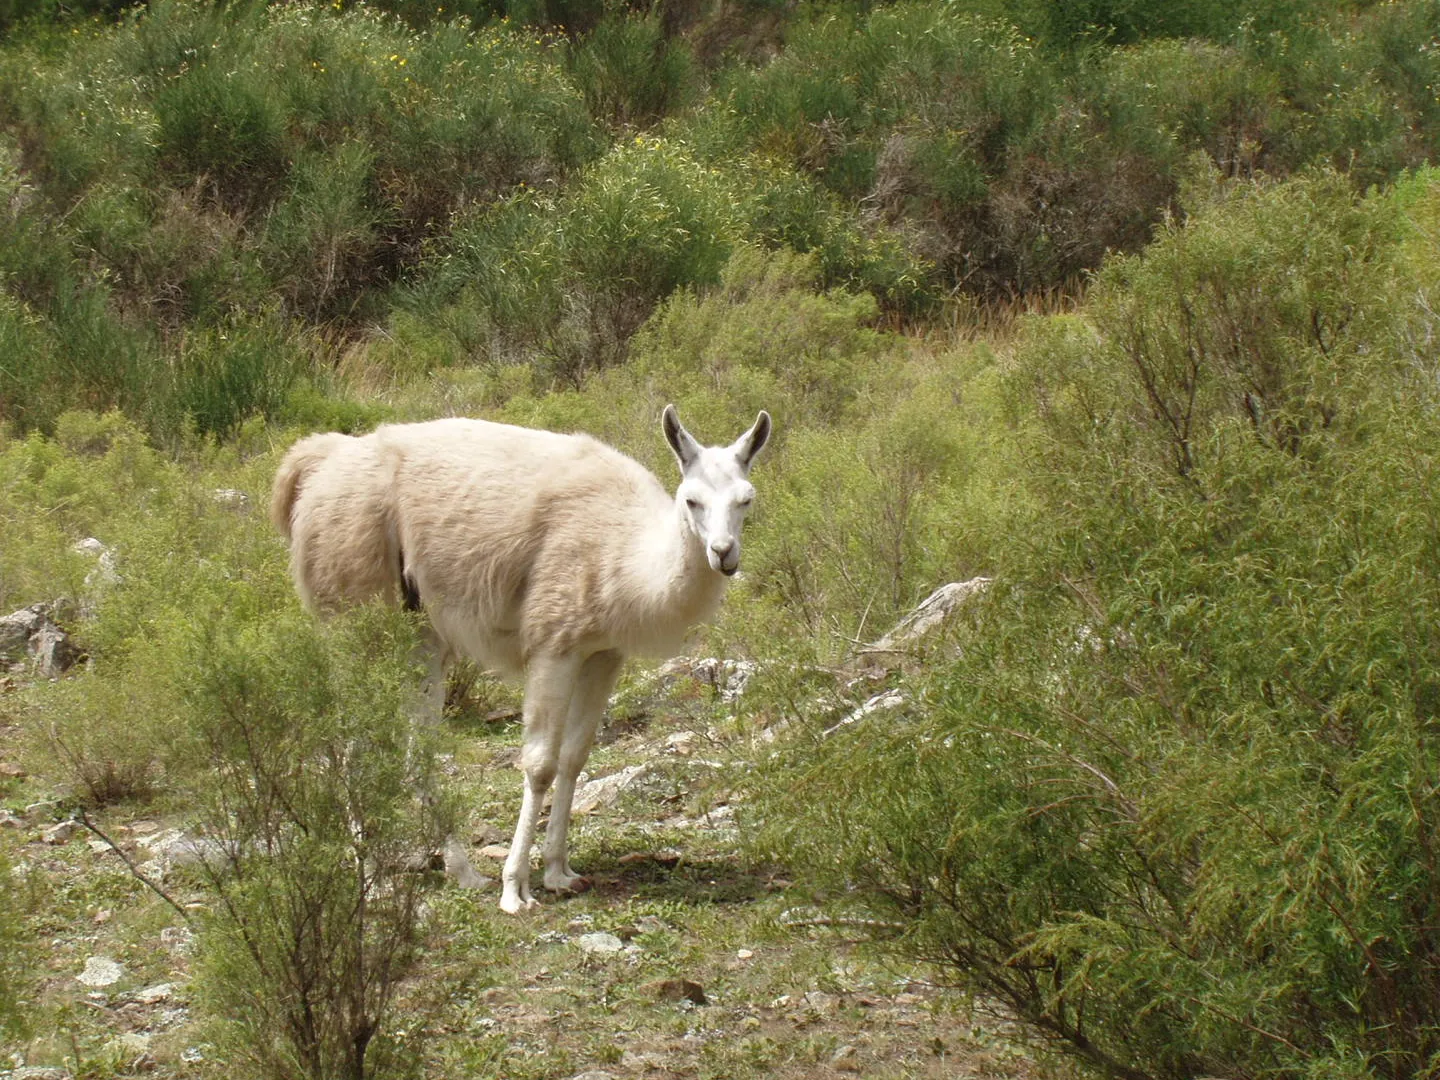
{"left": 30, "top": 624, "right": 77, "bottom": 678}
{"left": 211, "top": 488, "right": 250, "bottom": 510}
{"left": 41, "top": 820, "right": 79, "bottom": 845}
{"left": 0, "top": 606, "right": 45, "bottom": 661}
{"left": 657, "top": 656, "right": 757, "bottom": 702}
{"left": 73, "top": 537, "right": 120, "bottom": 590}
{"left": 571, "top": 765, "right": 648, "bottom": 815}
{"left": 10, "top": 1068, "right": 72, "bottom": 1080}
{"left": 133, "top": 982, "right": 175, "bottom": 1005}
{"left": 76, "top": 955, "right": 125, "bottom": 987}
{"left": 867, "top": 577, "right": 991, "bottom": 654}
{"left": 574, "top": 932, "right": 625, "bottom": 955}
{"left": 0, "top": 604, "right": 79, "bottom": 676}
{"left": 822, "top": 690, "right": 908, "bottom": 737}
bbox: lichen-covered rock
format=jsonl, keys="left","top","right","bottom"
{"left": 866, "top": 577, "right": 991, "bottom": 656}
{"left": 0, "top": 603, "right": 80, "bottom": 677}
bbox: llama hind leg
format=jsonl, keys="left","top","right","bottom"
{"left": 543, "top": 650, "right": 623, "bottom": 894}
{"left": 409, "top": 632, "right": 490, "bottom": 890}
{"left": 501, "top": 654, "right": 582, "bottom": 914}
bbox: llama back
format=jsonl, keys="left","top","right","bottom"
{"left": 379, "top": 419, "right": 681, "bottom": 661}
{"left": 276, "top": 431, "right": 402, "bottom": 612}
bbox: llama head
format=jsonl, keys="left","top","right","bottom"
{"left": 663, "top": 404, "right": 772, "bottom": 577}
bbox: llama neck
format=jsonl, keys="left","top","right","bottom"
{"left": 621, "top": 500, "right": 727, "bottom": 644}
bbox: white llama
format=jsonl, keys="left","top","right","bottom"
{"left": 270, "top": 405, "right": 771, "bottom": 913}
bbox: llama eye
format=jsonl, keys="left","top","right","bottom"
{"left": 685, "top": 498, "right": 701, "bottom": 511}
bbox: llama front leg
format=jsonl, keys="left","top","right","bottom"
{"left": 501, "top": 654, "right": 582, "bottom": 914}
{"left": 543, "top": 650, "right": 623, "bottom": 894}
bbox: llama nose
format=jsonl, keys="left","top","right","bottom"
{"left": 711, "top": 538, "right": 737, "bottom": 572}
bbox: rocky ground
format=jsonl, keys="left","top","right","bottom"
{"left": 0, "top": 590, "right": 1069, "bottom": 1080}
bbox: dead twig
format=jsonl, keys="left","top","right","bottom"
{"left": 79, "top": 809, "right": 192, "bottom": 924}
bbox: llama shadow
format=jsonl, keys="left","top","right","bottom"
{"left": 582, "top": 852, "right": 784, "bottom": 906}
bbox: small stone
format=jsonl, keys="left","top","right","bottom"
{"left": 92, "top": 909, "right": 112, "bottom": 924}
{"left": 477, "top": 843, "right": 511, "bottom": 859}
{"left": 574, "top": 931, "right": 625, "bottom": 955}
{"left": 24, "top": 800, "right": 57, "bottom": 819}
{"left": 664, "top": 730, "right": 698, "bottom": 755}
{"left": 571, "top": 765, "right": 648, "bottom": 816}
{"left": 77, "top": 955, "right": 125, "bottom": 987}
{"left": 42, "top": 820, "right": 79, "bottom": 845}
{"left": 127, "top": 819, "right": 161, "bottom": 835}
{"left": 642, "top": 978, "right": 707, "bottom": 1005}
{"left": 0, "top": 761, "right": 26, "bottom": 778}
{"left": 831, "top": 1044, "right": 861, "bottom": 1072}
{"left": 736, "top": 948, "right": 754, "bottom": 960}
{"left": 134, "top": 982, "right": 175, "bottom": 1005}
{"left": 0, "top": 809, "right": 24, "bottom": 829}
{"left": 211, "top": 488, "right": 250, "bottom": 510}
{"left": 12, "top": 1067, "right": 72, "bottom": 1080}
{"left": 569, "top": 1072, "right": 616, "bottom": 1080}
{"left": 159, "top": 926, "right": 194, "bottom": 954}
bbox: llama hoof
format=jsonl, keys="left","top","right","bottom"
{"left": 543, "top": 871, "right": 592, "bottom": 895}
{"left": 499, "top": 891, "right": 541, "bottom": 914}
{"left": 443, "top": 839, "right": 493, "bottom": 890}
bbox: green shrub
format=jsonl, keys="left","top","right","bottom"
{"left": 167, "top": 316, "right": 309, "bottom": 440}
{"left": 755, "top": 171, "right": 1440, "bottom": 1079}
{"left": 1097, "top": 40, "right": 1279, "bottom": 177}
{"left": 2, "top": 0, "right": 598, "bottom": 341}
{"left": 0, "top": 410, "right": 171, "bottom": 611}
{"left": 0, "top": 850, "right": 32, "bottom": 1043}
{"left": 403, "top": 139, "right": 930, "bottom": 379}
{"left": 182, "top": 604, "right": 451, "bottom": 1080}
{"left": 568, "top": 10, "right": 697, "bottom": 128}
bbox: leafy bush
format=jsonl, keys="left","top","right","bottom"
{"left": 402, "top": 140, "right": 929, "bottom": 380}
{"left": 568, "top": 10, "right": 697, "bottom": 128}
{"left": 756, "top": 171, "right": 1440, "bottom": 1078}
{"left": 0, "top": 411, "right": 173, "bottom": 612}
{"left": 182, "top": 604, "right": 450, "bottom": 1080}
{"left": 0, "top": 851, "right": 32, "bottom": 1043}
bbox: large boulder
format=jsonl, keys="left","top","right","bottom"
{"left": 0, "top": 604, "right": 80, "bottom": 677}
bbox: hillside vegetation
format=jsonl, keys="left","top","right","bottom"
{"left": 2, "top": 0, "right": 1440, "bottom": 1078}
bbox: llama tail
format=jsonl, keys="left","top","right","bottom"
{"left": 270, "top": 432, "right": 350, "bottom": 541}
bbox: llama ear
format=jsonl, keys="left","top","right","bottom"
{"left": 662, "top": 403, "right": 700, "bottom": 471}
{"left": 733, "top": 410, "right": 771, "bottom": 470}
